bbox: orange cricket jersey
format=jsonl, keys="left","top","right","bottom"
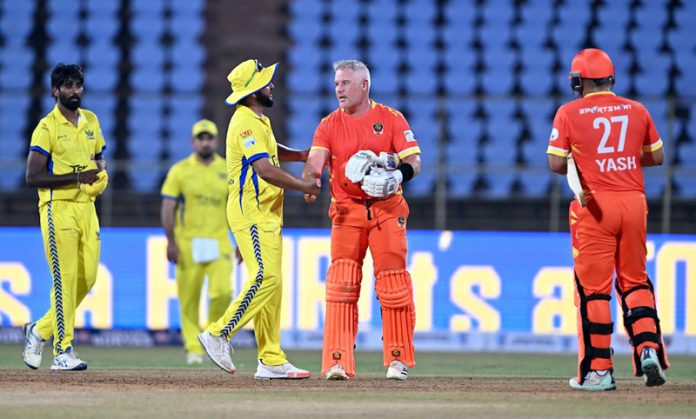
{"left": 311, "top": 100, "right": 421, "bottom": 203}
{"left": 546, "top": 92, "right": 663, "bottom": 195}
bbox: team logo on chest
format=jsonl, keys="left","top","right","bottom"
{"left": 372, "top": 122, "right": 384, "bottom": 135}
{"left": 85, "top": 129, "right": 95, "bottom": 140}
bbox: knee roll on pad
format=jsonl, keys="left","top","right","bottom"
{"left": 326, "top": 259, "right": 362, "bottom": 304}
{"left": 375, "top": 269, "right": 413, "bottom": 309}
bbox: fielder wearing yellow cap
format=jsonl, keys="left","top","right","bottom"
{"left": 225, "top": 59, "right": 278, "bottom": 105}
{"left": 192, "top": 119, "right": 218, "bottom": 137}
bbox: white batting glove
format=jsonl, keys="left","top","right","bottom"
{"left": 361, "top": 167, "right": 403, "bottom": 198}
{"left": 374, "top": 152, "right": 400, "bottom": 171}
{"left": 345, "top": 150, "right": 378, "bottom": 183}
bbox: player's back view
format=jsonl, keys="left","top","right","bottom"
{"left": 546, "top": 48, "right": 669, "bottom": 391}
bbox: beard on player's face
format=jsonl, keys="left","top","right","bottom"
{"left": 256, "top": 90, "right": 274, "bottom": 108}
{"left": 197, "top": 148, "right": 215, "bottom": 159}
{"left": 58, "top": 91, "right": 82, "bottom": 111}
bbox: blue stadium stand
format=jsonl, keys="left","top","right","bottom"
{"left": 366, "top": 0, "right": 398, "bottom": 23}
{"left": 0, "top": 94, "right": 30, "bottom": 190}
{"left": 289, "top": 0, "right": 323, "bottom": 19}
{"left": 0, "top": 47, "right": 33, "bottom": 90}
{"left": 404, "top": 0, "right": 436, "bottom": 24}
{"left": 128, "top": 96, "right": 164, "bottom": 191}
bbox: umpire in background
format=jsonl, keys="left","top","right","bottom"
{"left": 161, "top": 119, "right": 237, "bottom": 365}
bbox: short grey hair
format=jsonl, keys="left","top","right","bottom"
{"left": 333, "top": 60, "right": 371, "bottom": 88}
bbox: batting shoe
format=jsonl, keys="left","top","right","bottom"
{"left": 197, "top": 332, "right": 235, "bottom": 374}
{"left": 254, "top": 360, "right": 311, "bottom": 380}
{"left": 186, "top": 353, "right": 204, "bottom": 365}
{"left": 641, "top": 347, "right": 666, "bottom": 387}
{"left": 386, "top": 360, "right": 409, "bottom": 380}
{"left": 22, "top": 322, "right": 45, "bottom": 370}
{"left": 50, "top": 350, "right": 88, "bottom": 371}
{"left": 325, "top": 364, "right": 349, "bottom": 381}
{"left": 569, "top": 369, "right": 616, "bottom": 391}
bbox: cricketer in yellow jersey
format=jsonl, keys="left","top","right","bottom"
{"left": 197, "top": 59, "right": 320, "bottom": 379}
{"left": 161, "top": 119, "right": 238, "bottom": 365}
{"left": 23, "top": 64, "right": 108, "bottom": 371}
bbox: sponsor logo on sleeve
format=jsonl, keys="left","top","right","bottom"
{"left": 549, "top": 128, "right": 559, "bottom": 141}
{"left": 243, "top": 137, "right": 256, "bottom": 148}
{"left": 240, "top": 129, "right": 253, "bottom": 138}
{"left": 404, "top": 130, "right": 415, "bottom": 142}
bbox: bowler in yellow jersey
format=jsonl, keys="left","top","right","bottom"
{"left": 197, "top": 59, "right": 320, "bottom": 379}
{"left": 161, "top": 119, "right": 237, "bottom": 365}
{"left": 22, "top": 64, "right": 108, "bottom": 371}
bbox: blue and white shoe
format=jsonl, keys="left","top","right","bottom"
{"left": 50, "top": 350, "right": 88, "bottom": 371}
{"left": 641, "top": 347, "right": 666, "bottom": 387}
{"left": 22, "top": 322, "right": 45, "bottom": 370}
{"left": 386, "top": 360, "right": 409, "bottom": 380}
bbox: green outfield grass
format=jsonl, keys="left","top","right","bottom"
{"left": 1, "top": 344, "right": 694, "bottom": 418}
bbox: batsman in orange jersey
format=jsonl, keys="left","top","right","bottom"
{"left": 547, "top": 48, "right": 669, "bottom": 391}
{"left": 303, "top": 60, "right": 421, "bottom": 381}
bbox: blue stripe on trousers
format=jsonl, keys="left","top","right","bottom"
{"left": 220, "top": 225, "right": 265, "bottom": 338}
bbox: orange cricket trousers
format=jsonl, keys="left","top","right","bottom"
{"left": 570, "top": 190, "right": 666, "bottom": 378}
{"left": 329, "top": 194, "right": 409, "bottom": 272}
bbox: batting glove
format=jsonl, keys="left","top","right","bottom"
{"left": 345, "top": 150, "right": 378, "bottom": 183}
{"left": 361, "top": 167, "right": 403, "bottom": 198}
{"left": 374, "top": 152, "right": 400, "bottom": 171}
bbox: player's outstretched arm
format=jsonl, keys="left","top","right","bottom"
{"left": 302, "top": 149, "right": 329, "bottom": 204}
{"left": 277, "top": 144, "right": 309, "bottom": 162}
{"left": 252, "top": 157, "right": 321, "bottom": 195}
{"left": 25, "top": 150, "right": 101, "bottom": 188}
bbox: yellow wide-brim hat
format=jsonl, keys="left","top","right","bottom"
{"left": 225, "top": 59, "right": 278, "bottom": 105}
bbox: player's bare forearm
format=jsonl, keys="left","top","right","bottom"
{"left": 160, "top": 199, "right": 177, "bottom": 242}
{"left": 277, "top": 144, "right": 309, "bottom": 162}
{"left": 402, "top": 154, "right": 421, "bottom": 177}
{"left": 25, "top": 150, "right": 81, "bottom": 188}
{"left": 303, "top": 149, "right": 329, "bottom": 181}
{"left": 640, "top": 148, "right": 664, "bottom": 167}
{"left": 253, "top": 158, "right": 320, "bottom": 194}
{"left": 547, "top": 154, "right": 568, "bottom": 174}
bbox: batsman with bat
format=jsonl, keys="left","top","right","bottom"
{"left": 303, "top": 60, "right": 421, "bottom": 381}
{"left": 547, "top": 48, "right": 668, "bottom": 390}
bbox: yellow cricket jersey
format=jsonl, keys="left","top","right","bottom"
{"left": 161, "top": 153, "right": 229, "bottom": 240}
{"left": 29, "top": 104, "right": 107, "bottom": 206}
{"left": 226, "top": 105, "right": 283, "bottom": 231}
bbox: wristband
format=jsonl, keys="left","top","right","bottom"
{"left": 397, "top": 163, "right": 414, "bottom": 183}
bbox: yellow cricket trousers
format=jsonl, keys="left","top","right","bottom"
{"left": 35, "top": 200, "right": 100, "bottom": 355}
{"left": 206, "top": 222, "right": 287, "bottom": 366}
{"left": 176, "top": 237, "right": 232, "bottom": 355}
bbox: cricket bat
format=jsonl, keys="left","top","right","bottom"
{"left": 566, "top": 153, "right": 586, "bottom": 207}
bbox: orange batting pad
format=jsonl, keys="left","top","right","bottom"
{"left": 321, "top": 259, "right": 362, "bottom": 377}
{"left": 375, "top": 269, "right": 415, "bottom": 368}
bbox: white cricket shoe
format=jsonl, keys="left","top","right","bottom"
{"left": 22, "top": 322, "right": 45, "bottom": 370}
{"left": 325, "top": 364, "right": 349, "bottom": 380}
{"left": 186, "top": 353, "right": 204, "bottom": 365}
{"left": 641, "top": 347, "right": 666, "bottom": 387}
{"left": 197, "top": 332, "right": 235, "bottom": 374}
{"left": 569, "top": 369, "right": 616, "bottom": 391}
{"left": 50, "top": 350, "right": 88, "bottom": 371}
{"left": 386, "top": 360, "right": 409, "bottom": 380}
{"left": 254, "top": 360, "right": 311, "bottom": 380}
